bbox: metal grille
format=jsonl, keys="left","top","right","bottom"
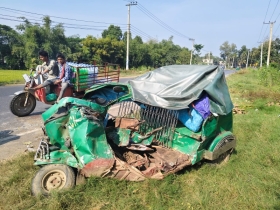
{"left": 34, "top": 139, "right": 50, "bottom": 160}
{"left": 117, "top": 101, "right": 179, "bottom": 147}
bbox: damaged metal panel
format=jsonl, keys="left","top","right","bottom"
{"left": 67, "top": 106, "right": 114, "bottom": 166}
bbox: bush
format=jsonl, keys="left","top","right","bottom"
{"left": 258, "top": 66, "right": 280, "bottom": 87}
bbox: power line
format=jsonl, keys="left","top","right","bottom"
{"left": 0, "top": 14, "right": 122, "bottom": 28}
{"left": 136, "top": 3, "right": 190, "bottom": 39}
{"left": 268, "top": 0, "right": 279, "bottom": 21}
{"left": 258, "top": 0, "right": 271, "bottom": 42}
{"left": 131, "top": 25, "right": 156, "bottom": 40}
{"left": 0, "top": 11, "right": 154, "bottom": 42}
{"left": 0, "top": 17, "right": 116, "bottom": 31}
{"left": 0, "top": 6, "right": 127, "bottom": 25}
{"left": 261, "top": 0, "right": 279, "bottom": 41}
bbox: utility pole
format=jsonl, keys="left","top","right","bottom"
{"left": 258, "top": 41, "right": 263, "bottom": 68}
{"left": 263, "top": 21, "right": 275, "bottom": 66}
{"left": 208, "top": 51, "right": 210, "bottom": 65}
{"left": 125, "top": 1, "right": 137, "bottom": 70}
{"left": 189, "top": 38, "right": 195, "bottom": 65}
{"left": 246, "top": 50, "right": 250, "bottom": 69}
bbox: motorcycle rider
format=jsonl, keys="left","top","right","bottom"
{"left": 27, "top": 50, "right": 59, "bottom": 92}
{"left": 54, "top": 53, "right": 72, "bottom": 102}
{"left": 36, "top": 50, "right": 59, "bottom": 83}
{"left": 29, "top": 52, "right": 72, "bottom": 102}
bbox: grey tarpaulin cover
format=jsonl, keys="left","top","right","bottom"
{"left": 128, "top": 65, "right": 233, "bottom": 115}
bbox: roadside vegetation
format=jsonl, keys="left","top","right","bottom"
{"left": 0, "top": 70, "right": 29, "bottom": 86}
{"left": 0, "top": 68, "right": 280, "bottom": 209}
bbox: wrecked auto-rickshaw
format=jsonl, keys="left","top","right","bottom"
{"left": 32, "top": 65, "right": 236, "bottom": 196}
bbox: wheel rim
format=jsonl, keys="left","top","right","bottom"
{"left": 42, "top": 169, "right": 67, "bottom": 192}
{"left": 13, "top": 93, "right": 35, "bottom": 115}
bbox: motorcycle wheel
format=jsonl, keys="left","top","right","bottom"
{"left": 31, "top": 164, "right": 75, "bottom": 196}
{"left": 10, "top": 93, "right": 36, "bottom": 117}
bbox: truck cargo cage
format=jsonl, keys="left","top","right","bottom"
{"left": 71, "top": 63, "right": 120, "bottom": 92}
{"left": 116, "top": 101, "right": 179, "bottom": 147}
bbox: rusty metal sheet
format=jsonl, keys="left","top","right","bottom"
{"left": 115, "top": 117, "right": 139, "bottom": 130}
{"left": 80, "top": 158, "right": 115, "bottom": 177}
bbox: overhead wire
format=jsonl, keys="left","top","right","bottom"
{"left": 0, "top": 6, "right": 127, "bottom": 25}
{"left": 0, "top": 14, "right": 123, "bottom": 28}
{"left": 131, "top": 25, "right": 156, "bottom": 40}
{"left": 136, "top": 3, "right": 190, "bottom": 39}
{"left": 0, "top": 17, "right": 121, "bottom": 31}
{"left": 261, "top": 0, "right": 279, "bottom": 42}
{"left": 257, "top": 0, "right": 271, "bottom": 42}
{"left": 0, "top": 9, "right": 155, "bottom": 41}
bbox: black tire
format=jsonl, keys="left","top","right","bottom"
{"left": 10, "top": 93, "right": 36, "bottom": 117}
{"left": 211, "top": 135, "right": 235, "bottom": 165}
{"left": 31, "top": 164, "right": 75, "bottom": 196}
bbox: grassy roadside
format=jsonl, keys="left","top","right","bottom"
{"left": 0, "top": 69, "right": 280, "bottom": 209}
{"left": 0, "top": 70, "right": 29, "bottom": 86}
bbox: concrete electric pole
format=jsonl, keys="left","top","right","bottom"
{"left": 208, "top": 51, "right": 210, "bottom": 65}
{"left": 263, "top": 21, "right": 275, "bottom": 67}
{"left": 189, "top": 38, "right": 195, "bottom": 65}
{"left": 258, "top": 41, "right": 263, "bottom": 68}
{"left": 246, "top": 50, "right": 250, "bottom": 69}
{"left": 125, "top": 1, "right": 137, "bottom": 70}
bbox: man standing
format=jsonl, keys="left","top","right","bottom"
{"left": 54, "top": 53, "right": 72, "bottom": 102}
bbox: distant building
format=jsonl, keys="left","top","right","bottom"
{"left": 202, "top": 59, "right": 213, "bottom": 65}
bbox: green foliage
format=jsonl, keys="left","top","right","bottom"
{"left": 102, "top": 25, "right": 123, "bottom": 41}
{"left": 258, "top": 66, "right": 280, "bottom": 87}
{"left": 2, "top": 17, "right": 209, "bottom": 70}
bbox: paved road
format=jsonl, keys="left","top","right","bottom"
{"left": 0, "top": 71, "right": 235, "bottom": 160}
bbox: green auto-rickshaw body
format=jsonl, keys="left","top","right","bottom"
{"left": 34, "top": 65, "right": 235, "bottom": 184}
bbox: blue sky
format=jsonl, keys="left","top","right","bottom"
{"left": 0, "top": 0, "right": 279, "bottom": 57}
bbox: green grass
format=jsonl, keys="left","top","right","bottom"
{"left": 0, "top": 70, "right": 29, "bottom": 86}
{"left": 1, "top": 69, "right": 280, "bottom": 209}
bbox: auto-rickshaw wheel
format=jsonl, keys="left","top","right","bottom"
{"left": 31, "top": 164, "right": 75, "bottom": 196}
{"left": 10, "top": 93, "right": 36, "bottom": 117}
{"left": 211, "top": 135, "right": 235, "bottom": 165}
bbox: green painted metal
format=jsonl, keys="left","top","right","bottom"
{"left": 37, "top": 96, "right": 114, "bottom": 168}
{"left": 131, "top": 132, "right": 154, "bottom": 145}
{"left": 107, "top": 128, "right": 131, "bottom": 146}
{"left": 34, "top": 76, "right": 235, "bottom": 177}
{"left": 67, "top": 106, "right": 114, "bottom": 166}
{"left": 34, "top": 150, "right": 79, "bottom": 168}
{"left": 42, "top": 97, "right": 106, "bottom": 122}
{"left": 208, "top": 131, "right": 234, "bottom": 152}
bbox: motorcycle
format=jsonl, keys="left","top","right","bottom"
{"left": 10, "top": 63, "right": 120, "bottom": 117}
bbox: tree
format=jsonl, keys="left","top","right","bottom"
{"left": 220, "top": 41, "right": 231, "bottom": 60}
{"left": 66, "top": 35, "right": 83, "bottom": 62}
{"left": 220, "top": 41, "right": 237, "bottom": 68}
{"left": 82, "top": 36, "right": 125, "bottom": 64}
{"left": 177, "top": 48, "right": 190, "bottom": 64}
{"left": 0, "top": 24, "right": 21, "bottom": 69}
{"left": 102, "top": 25, "right": 123, "bottom": 41}
{"left": 13, "top": 16, "right": 69, "bottom": 68}
{"left": 192, "top": 44, "right": 204, "bottom": 64}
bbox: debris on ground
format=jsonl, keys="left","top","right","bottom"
{"left": 267, "top": 102, "right": 280, "bottom": 106}
{"left": 233, "top": 106, "right": 246, "bottom": 114}
{"left": 24, "top": 141, "right": 35, "bottom": 152}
